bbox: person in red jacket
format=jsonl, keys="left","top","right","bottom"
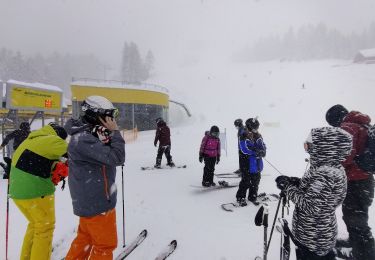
{"left": 154, "top": 118, "right": 175, "bottom": 168}
{"left": 326, "top": 104, "right": 375, "bottom": 260}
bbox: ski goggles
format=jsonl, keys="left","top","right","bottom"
{"left": 211, "top": 132, "right": 220, "bottom": 138}
{"left": 82, "top": 102, "right": 119, "bottom": 118}
{"left": 102, "top": 108, "right": 119, "bottom": 118}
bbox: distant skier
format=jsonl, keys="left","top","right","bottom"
{"left": 9, "top": 122, "right": 68, "bottom": 260}
{"left": 275, "top": 127, "right": 352, "bottom": 260}
{"left": 64, "top": 95, "right": 125, "bottom": 260}
{"left": 234, "top": 118, "right": 248, "bottom": 174}
{"left": 236, "top": 118, "right": 266, "bottom": 206}
{"left": 154, "top": 117, "right": 175, "bottom": 168}
{"left": 0, "top": 121, "right": 31, "bottom": 153}
{"left": 199, "top": 126, "right": 221, "bottom": 187}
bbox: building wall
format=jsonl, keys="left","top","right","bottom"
{"left": 71, "top": 83, "right": 169, "bottom": 131}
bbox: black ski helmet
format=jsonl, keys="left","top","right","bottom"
{"left": 155, "top": 117, "right": 164, "bottom": 124}
{"left": 245, "top": 118, "right": 260, "bottom": 131}
{"left": 81, "top": 96, "right": 118, "bottom": 125}
{"left": 325, "top": 104, "right": 348, "bottom": 127}
{"left": 210, "top": 125, "right": 220, "bottom": 134}
{"left": 234, "top": 119, "right": 243, "bottom": 127}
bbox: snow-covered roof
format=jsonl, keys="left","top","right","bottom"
{"left": 358, "top": 48, "right": 375, "bottom": 58}
{"left": 7, "top": 79, "right": 63, "bottom": 92}
{"left": 72, "top": 78, "right": 169, "bottom": 94}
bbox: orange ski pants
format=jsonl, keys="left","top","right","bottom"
{"left": 65, "top": 208, "right": 117, "bottom": 260}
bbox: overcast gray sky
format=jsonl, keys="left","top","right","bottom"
{"left": 1, "top": 0, "right": 374, "bottom": 70}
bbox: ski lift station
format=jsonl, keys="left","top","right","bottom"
{"left": 71, "top": 78, "right": 170, "bottom": 131}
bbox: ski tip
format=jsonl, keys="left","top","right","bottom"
{"left": 170, "top": 240, "right": 177, "bottom": 247}
{"left": 141, "top": 229, "right": 148, "bottom": 236}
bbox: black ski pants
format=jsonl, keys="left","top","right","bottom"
{"left": 342, "top": 175, "right": 375, "bottom": 260}
{"left": 156, "top": 145, "right": 173, "bottom": 165}
{"left": 238, "top": 152, "right": 248, "bottom": 174}
{"left": 296, "top": 247, "right": 335, "bottom": 260}
{"left": 236, "top": 172, "right": 261, "bottom": 201}
{"left": 202, "top": 157, "right": 216, "bottom": 183}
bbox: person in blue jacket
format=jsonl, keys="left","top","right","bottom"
{"left": 236, "top": 118, "right": 266, "bottom": 206}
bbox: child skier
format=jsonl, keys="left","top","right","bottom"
{"left": 154, "top": 117, "right": 175, "bottom": 168}
{"left": 275, "top": 127, "right": 352, "bottom": 260}
{"left": 199, "top": 126, "right": 221, "bottom": 187}
{"left": 236, "top": 118, "right": 266, "bottom": 206}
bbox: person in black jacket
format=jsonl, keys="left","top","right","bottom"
{"left": 154, "top": 117, "right": 175, "bottom": 168}
{"left": 0, "top": 121, "right": 31, "bottom": 178}
{"left": 1, "top": 121, "right": 31, "bottom": 152}
{"left": 234, "top": 119, "right": 248, "bottom": 174}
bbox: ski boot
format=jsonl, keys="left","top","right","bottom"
{"left": 154, "top": 159, "right": 162, "bottom": 169}
{"left": 248, "top": 196, "right": 260, "bottom": 206}
{"left": 167, "top": 161, "right": 175, "bottom": 167}
{"left": 209, "top": 182, "right": 216, "bottom": 187}
{"left": 202, "top": 181, "right": 211, "bottom": 187}
{"left": 218, "top": 180, "right": 228, "bottom": 187}
{"left": 237, "top": 198, "right": 247, "bottom": 207}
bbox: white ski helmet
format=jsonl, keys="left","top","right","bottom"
{"left": 81, "top": 96, "right": 118, "bottom": 125}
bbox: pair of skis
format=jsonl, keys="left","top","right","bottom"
{"left": 221, "top": 193, "right": 280, "bottom": 212}
{"left": 115, "top": 229, "right": 177, "bottom": 260}
{"left": 141, "top": 165, "right": 187, "bottom": 171}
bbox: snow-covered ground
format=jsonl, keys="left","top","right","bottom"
{"left": 1, "top": 60, "right": 374, "bottom": 259}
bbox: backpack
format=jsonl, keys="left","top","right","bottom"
{"left": 356, "top": 125, "right": 375, "bottom": 172}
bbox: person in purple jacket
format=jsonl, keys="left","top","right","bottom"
{"left": 199, "top": 126, "right": 221, "bottom": 187}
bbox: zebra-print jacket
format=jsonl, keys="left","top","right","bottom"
{"left": 285, "top": 127, "right": 352, "bottom": 256}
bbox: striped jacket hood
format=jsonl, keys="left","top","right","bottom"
{"left": 308, "top": 127, "right": 352, "bottom": 168}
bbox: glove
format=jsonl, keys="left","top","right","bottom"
{"left": 199, "top": 154, "right": 203, "bottom": 163}
{"left": 154, "top": 142, "right": 157, "bottom": 147}
{"left": 216, "top": 157, "right": 220, "bottom": 164}
{"left": 275, "top": 175, "right": 290, "bottom": 190}
{"left": 256, "top": 149, "right": 266, "bottom": 158}
{"left": 51, "top": 162, "right": 69, "bottom": 186}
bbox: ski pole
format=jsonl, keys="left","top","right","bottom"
{"left": 121, "top": 164, "right": 126, "bottom": 247}
{"left": 254, "top": 205, "right": 269, "bottom": 260}
{"left": 262, "top": 206, "right": 269, "bottom": 260}
{"left": 266, "top": 193, "right": 283, "bottom": 253}
{"left": 6, "top": 178, "right": 10, "bottom": 260}
{"left": 264, "top": 158, "right": 284, "bottom": 175}
{"left": 280, "top": 194, "right": 288, "bottom": 260}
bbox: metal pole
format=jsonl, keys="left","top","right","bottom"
{"left": 5, "top": 178, "right": 10, "bottom": 260}
{"left": 132, "top": 104, "right": 135, "bottom": 130}
{"left": 264, "top": 158, "right": 284, "bottom": 175}
{"left": 266, "top": 195, "right": 282, "bottom": 253}
{"left": 263, "top": 206, "right": 269, "bottom": 260}
{"left": 121, "top": 165, "right": 126, "bottom": 247}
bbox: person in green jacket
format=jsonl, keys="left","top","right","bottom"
{"left": 9, "top": 122, "right": 68, "bottom": 260}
